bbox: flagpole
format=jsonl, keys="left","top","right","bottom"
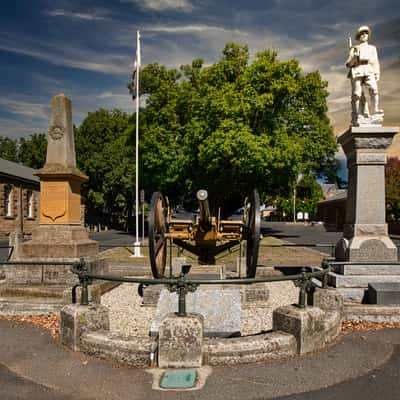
{"left": 133, "top": 30, "right": 142, "bottom": 257}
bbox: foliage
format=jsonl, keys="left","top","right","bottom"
{"left": 318, "top": 156, "right": 347, "bottom": 188}
{"left": 273, "top": 174, "right": 323, "bottom": 219}
{"left": 0, "top": 136, "right": 19, "bottom": 162}
{"left": 386, "top": 157, "right": 400, "bottom": 221}
{"left": 74, "top": 109, "right": 134, "bottom": 227}
{"left": 132, "top": 43, "right": 336, "bottom": 213}
{"left": 18, "top": 133, "right": 47, "bottom": 169}
{"left": 0, "top": 133, "right": 47, "bottom": 168}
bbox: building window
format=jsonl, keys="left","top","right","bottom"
{"left": 5, "top": 186, "right": 13, "bottom": 217}
{"left": 27, "top": 190, "right": 34, "bottom": 218}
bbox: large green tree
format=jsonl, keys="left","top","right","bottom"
{"left": 74, "top": 109, "right": 134, "bottom": 226}
{"left": 132, "top": 43, "right": 336, "bottom": 213}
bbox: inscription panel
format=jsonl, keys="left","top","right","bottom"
{"left": 41, "top": 181, "right": 67, "bottom": 223}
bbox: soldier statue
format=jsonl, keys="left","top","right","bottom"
{"left": 346, "top": 25, "right": 384, "bottom": 126}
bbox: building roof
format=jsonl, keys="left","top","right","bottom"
{"left": 0, "top": 158, "right": 40, "bottom": 184}
{"left": 319, "top": 183, "right": 339, "bottom": 199}
{"left": 318, "top": 189, "right": 347, "bottom": 204}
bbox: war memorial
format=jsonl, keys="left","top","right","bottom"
{"left": 0, "top": 25, "right": 399, "bottom": 393}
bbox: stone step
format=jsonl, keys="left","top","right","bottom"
{"left": 335, "top": 288, "right": 368, "bottom": 303}
{"left": 203, "top": 331, "right": 296, "bottom": 365}
{"left": 108, "top": 263, "right": 150, "bottom": 277}
{"left": 332, "top": 264, "right": 400, "bottom": 275}
{"left": 0, "top": 285, "right": 66, "bottom": 299}
{"left": 0, "top": 299, "right": 63, "bottom": 315}
{"left": 368, "top": 282, "right": 400, "bottom": 304}
{"left": 328, "top": 272, "right": 400, "bottom": 288}
{"left": 344, "top": 303, "right": 400, "bottom": 322}
{"left": 81, "top": 331, "right": 155, "bottom": 367}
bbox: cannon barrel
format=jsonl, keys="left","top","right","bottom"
{"left": 196, "top": 189, "right": 211, "bottom": 231}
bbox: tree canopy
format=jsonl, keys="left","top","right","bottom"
{"left": 386, "top": 156, "right": 400, "bottom": 221}
{"left": 133, "top": 43, "right": 337, "bottom": 213}
{"left": 0, "top": 133, "right": 46, "bottom": 168}
{"left": 74, "top": 109, "right": 135, "bottom": 226}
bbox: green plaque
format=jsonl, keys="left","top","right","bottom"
{"left": 160, "top": 369, "right": 197, "bottom": 389}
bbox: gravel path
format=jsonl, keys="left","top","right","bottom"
{"left": 101, "top": 281, "right": 299, "bottom": 337}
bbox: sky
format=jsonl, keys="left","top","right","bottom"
{"left": 1, "top": 0, "right": 399, "bottom": 156}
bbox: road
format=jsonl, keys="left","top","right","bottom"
{"left": 1, "top": 222, "right": 399, "bottom": 262}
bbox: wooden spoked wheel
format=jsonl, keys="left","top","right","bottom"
{"left": 149, "top": 192, "right": 168, "bottom": 278}
{"left": 246, "top": 191, "right": 261, "bottom": 278}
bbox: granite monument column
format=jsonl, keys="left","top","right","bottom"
{"left": 335, "top": 126, "right": 398, "bottom": 261}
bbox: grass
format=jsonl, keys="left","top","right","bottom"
{"left": 100, "top": 235, "right": 327, "bottom": 269}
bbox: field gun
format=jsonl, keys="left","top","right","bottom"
{"left": 148, "top": 189, "right": 261, "bottom": 278}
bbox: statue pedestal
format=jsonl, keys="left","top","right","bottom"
{"left": 335, "top": 126, "right": 399, "bottom": 262}
{"left": 331, "top": 126, "right": 399, "bottom": 302}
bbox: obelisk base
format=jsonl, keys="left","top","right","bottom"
{"left": 19, "top": 225, "right": 98, "bottom": 259}
{"left": 5, "top": 225, "right": 104, "bottom": 285}
{"left": 335, "top": 224, "right": 398, "bottom": 262}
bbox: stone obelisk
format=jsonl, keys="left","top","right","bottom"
{"left": 9, "top": 94, "right": 101, "bottom": 285}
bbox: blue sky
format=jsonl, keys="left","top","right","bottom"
{"left": 1, "top": 0, "right": 399, "bottom": 154}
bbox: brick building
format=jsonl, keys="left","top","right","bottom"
{"left": 0, "top": 158, "right": 40, "bottom": 237}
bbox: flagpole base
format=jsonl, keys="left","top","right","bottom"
{"left": 130, "top": 241, "right": 143, "bottom": 258}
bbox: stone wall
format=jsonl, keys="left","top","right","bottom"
{"left": 0, "top": 178, "right": 40, "bottom": 236}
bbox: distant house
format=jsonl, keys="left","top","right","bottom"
{"left": 317, "top": 184, "right": 347, "bottom": 231}
{"left": 0, "top": 158, "right": 40, "bottom": 236}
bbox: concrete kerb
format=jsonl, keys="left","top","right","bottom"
{"left": 59, "top": 287, "right": 344, "bottom": 367}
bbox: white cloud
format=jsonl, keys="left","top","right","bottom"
{"left": 46, "top": 9, "right": 108, "bottom": 21}
{"left": 0, "top": 34, "right": 131, "bottom": 75}
{"left": 121, "top": 0, "right": 194, "bottom": 12}
{"left": 0, "top": 98, "right": 50, "bottom": 121}
{"left": 0, "top": 117, "right": 48, "bottom": 139}
{"left": 143, "top": 24, "right": 232, "bottom": 34}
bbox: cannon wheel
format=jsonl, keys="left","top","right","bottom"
{"left": 246, "top": 191, "right": 261, "bottom": 278}
{"left": 149, "top": 192, "right": 168, "bottom": 278}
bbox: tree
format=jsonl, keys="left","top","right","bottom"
{"left": 74, "top": 109, "right": 134, "bottom": 227}
{"left": 18, "top": 133, "right": 47, "bottom": 169}
{"left": 386, "top": 157, "right": 400, "bottom": 221}
{"left": 0, "top": 136, "right": 18, "bottom": 162}
{"left": 0, "top": 133, "right": 47, "bottom": 168}
{"left": 132, "top": 43, "right": 336, "bottom": 214}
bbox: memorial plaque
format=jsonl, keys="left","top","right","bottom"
{"left": 41, "top": 182, "right": 67, "bottom": 222}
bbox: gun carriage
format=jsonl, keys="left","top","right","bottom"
{"left": 148, "top": 189, "right": 261, "bottom": 278}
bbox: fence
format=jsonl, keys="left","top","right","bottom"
{"left": 69, "top": 258, "right": 331, "bottom": 315}
{"left": 0, "top": 241, "right": 335, "bottom": 315}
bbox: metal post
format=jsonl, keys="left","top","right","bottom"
{"left": 293, "top": 186, "right": 296, "bottom": 223}
{"left": 298, "top": 268, "right": 307, "bottom": 308}
{"left": 81, "top": 279, "right": 89, "bottom": 306}
{"left": 177, "top": 286, "right": 186, "bottom": 316}
{"left": 298, "top": 283, "right": 306, "bottom": 308}
{"left": 133, "top": 30, "right": 142, "bottom": 257}
{"left": 77, "top": 258, "right": 90, "bottom": 306}
{"left": 142, "top": 199, "right": 145, "bottom": 244}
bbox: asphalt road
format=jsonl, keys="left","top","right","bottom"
{"left": 1, "top": 222, "right": 399, "bottom": 262}
{"left": 0, "top": 364, "right": 77, "bottom": 400}
{"left": 1, "top": 320, "right": 400, "bottom": 400}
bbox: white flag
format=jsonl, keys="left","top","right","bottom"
{"left": 132, "top": 31, "right": 141, "bottom": 100}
